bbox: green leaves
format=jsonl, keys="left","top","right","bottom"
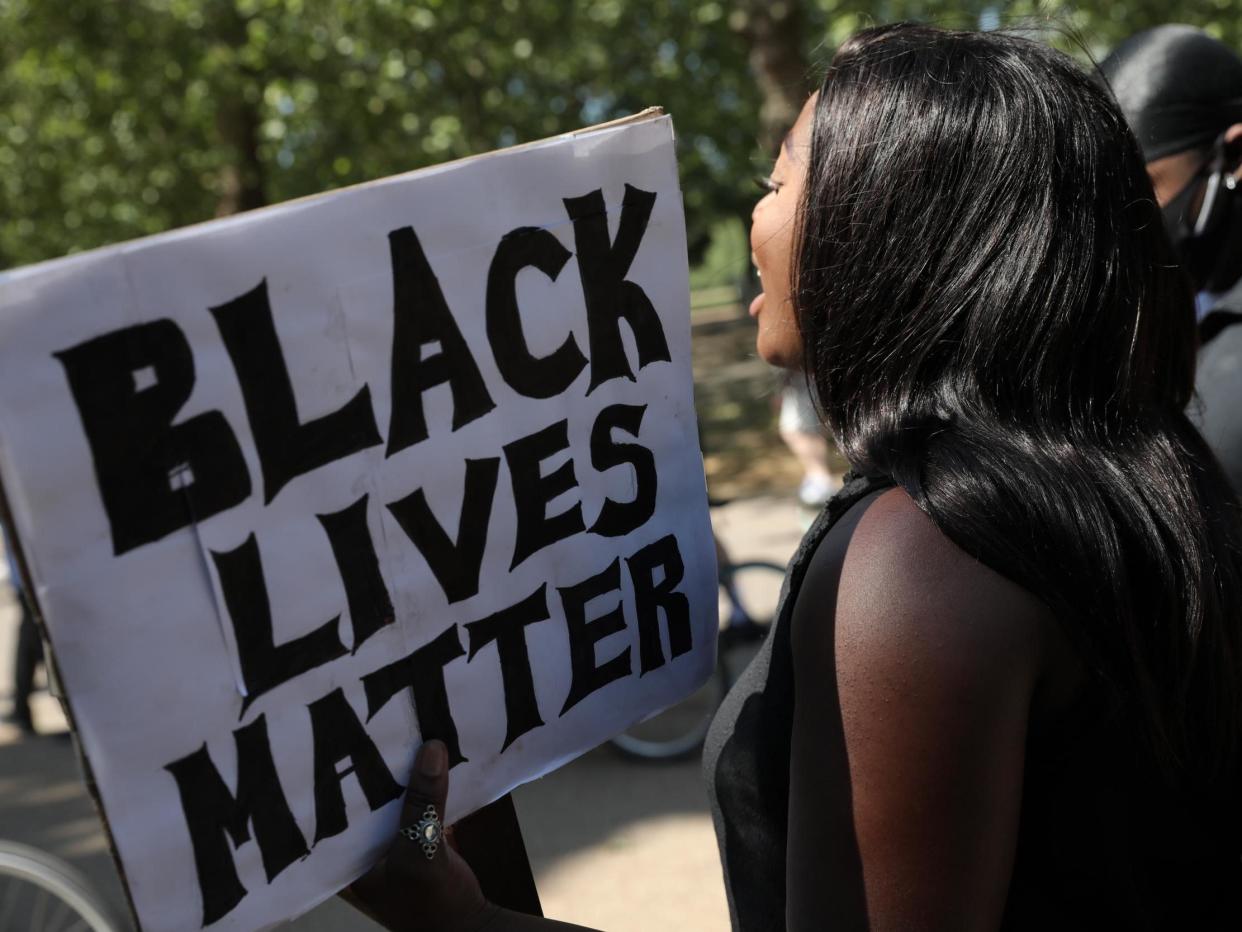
{"left": 0, "top": 0, "right": 768, "bottom": 267}
{"left": 9, "top": 1, "right": 1228, "bottom": 271}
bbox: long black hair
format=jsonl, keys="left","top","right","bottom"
{"left": 795, "top": 23, "right": 1242, "bottom": 782}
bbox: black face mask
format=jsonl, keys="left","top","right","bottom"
{"left": 1161, "top": 134, "right": 1242, "bottom": 294}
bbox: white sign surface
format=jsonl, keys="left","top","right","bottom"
{"left": 0, "top": 112, "right": 716, "bottom": 932}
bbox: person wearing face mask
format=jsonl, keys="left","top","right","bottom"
{"left": 1101, "top": 26, "right": 1242, "bottom": 491}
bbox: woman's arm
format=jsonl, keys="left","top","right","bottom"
{"left": 786, "top": 488, "right": 1050, "bottom": 931}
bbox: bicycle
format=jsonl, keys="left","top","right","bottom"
{"left": 0, "top": 840, "right": 126, "bottom": 931}
{"left": 609, "top": 535, "right": 786, "bottom": 761}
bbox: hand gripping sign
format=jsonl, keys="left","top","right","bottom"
{"left": 0, "top": 110, "right": 716, "bottom": 932}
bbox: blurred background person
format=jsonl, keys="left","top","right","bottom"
{"left": 777, "top": 378, "right": 837, "bottom": 509}
{"left": 1102, "top": 26, "right": 1242, "bottom": 490}
{"left": 3, "top": 532, "right": 38, "bottom": 735}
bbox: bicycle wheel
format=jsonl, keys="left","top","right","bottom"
{"left": 718, "top": 560, "right": 785, "bottom": 626}
{"left": 609, "top": 559, "right": 787, "bottom": 762}
{"left": 609, "top": 660, "right": 730, "bottom": 761}
{"left": 0, "top": 841, "right": 125, "bottom": 932}
{"left": 717, "top": 560, "right": 785, "bottom": 680}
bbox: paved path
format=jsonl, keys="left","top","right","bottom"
{"left": 0, "top": 494, "right": 810, "bottom": 930}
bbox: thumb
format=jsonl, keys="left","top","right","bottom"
{"left": 348, "top": 739, "right": 451, "bottom": 903}
{"left": 394, "top": 739, "right": 451, "bottom": 865}
{"left": 345, "top": 740, "right": 490, "bottom": 929}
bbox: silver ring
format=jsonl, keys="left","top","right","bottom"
{"left": 399, "top": 804, "right": 443, "bottom": 859}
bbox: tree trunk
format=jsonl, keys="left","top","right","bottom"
{"left": 733, "top": 0, "right": 811, "bottom": 157}
{"left": 215, "top": 95, "right": 266, "bottom": 217}
{"left": 211, "top": 2, "right": 266, "bottom": 217}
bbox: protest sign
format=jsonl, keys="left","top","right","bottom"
{"left": 0, "top": 109, "right": 716, "bottom": 931}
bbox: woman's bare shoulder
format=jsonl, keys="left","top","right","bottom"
{"left": 787, "top": 487, "right": 1050, "bottom": 929}
{"left": 842, "top": 486, "right": 1049, "bottom": 662}
{"left": 793, "top": 485, "right": 1053, "bottom": 707}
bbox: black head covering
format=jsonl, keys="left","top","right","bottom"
{"left": 1100, "top": 25, "right": 1242, "bottom": 162}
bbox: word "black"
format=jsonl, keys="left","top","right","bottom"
{"left": 55, "top": 186, "right": 668, "bottom": 556}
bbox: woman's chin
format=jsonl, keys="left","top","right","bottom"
{"left": 755, "top": 333, "right": 801, "bottom": 370}
{"left": 750, "top": 293, "right": 802, "bottom": 368}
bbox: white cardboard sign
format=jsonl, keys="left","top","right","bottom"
{"left": 0, "top": 112, "right": 716, "bottom": 932}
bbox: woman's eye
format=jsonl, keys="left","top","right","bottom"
{"left": 754, "top": 175, "right": 782, "bottom": 194}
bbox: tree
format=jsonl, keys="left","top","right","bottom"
{"left": 732, "top": 0, "right": 811, "bottom": 156}
{"left": 804, "top": 1, "right": 1242, "bottom": 59}
{"left": 0, "top": 0, "right": 770, "bottom": 268}
{"left": 6, "top": 1, "right": 1237, "bottom": 272}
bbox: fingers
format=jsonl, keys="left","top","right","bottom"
{"left": 394, "top": 739, "right": 451, "bottom": 863}
{"left": 345, "top": 739, "right": 491, "bottom": 930}
{"left": 404, "top": 739, "right": 449, "bottom": 823}
{"left": 348, "top": 740, "right": 452, "bottom": 902}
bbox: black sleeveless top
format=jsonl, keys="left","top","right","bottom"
{"left": 704, "top": 473, "right": 1242, "bottom": 931}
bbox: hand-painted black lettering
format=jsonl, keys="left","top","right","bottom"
{"left": 317, "top": 495, "right": 394, "bottom": 650}
{"left": 558, "top": 558, "right": 630, "bottom": 715}
{"left": 164, "top": 715, "right": 308, "bottom": 927}
{"left": 464, "top": 585, "right": 551, "bottom": 751}
{"left": 486, "top": 226, "right": 587, "bottom": 398}
{"left": 626, "top": 534, "right": 692, "bottom": 674}
{"left": 387, "top": 227, "right": 496, "bottom": 455}
{"left": 386, "top": 457, "right": 500, "bottom": 603}
{"left": 307, "top": 688, "right": 403, "bottom": 844}
{"left": 53, "top": 320, "right": 251, "bottom": 555}
{"left": 361, "top": 624, "right": 469, "bottom": 767}
{"left": 210, "top": 534, "right": 347, "bottom": 713}
{"left": 209, "top": 279, "right": 382, "bottom": 504}
{"left": 564, "top": 185, "right": 670, "bottom": 392}
{"left": 504, "top": 419, "right": 585, "bottom": 569}
{"left": 588, "top": 403, "right": 657, "bottom": 537}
